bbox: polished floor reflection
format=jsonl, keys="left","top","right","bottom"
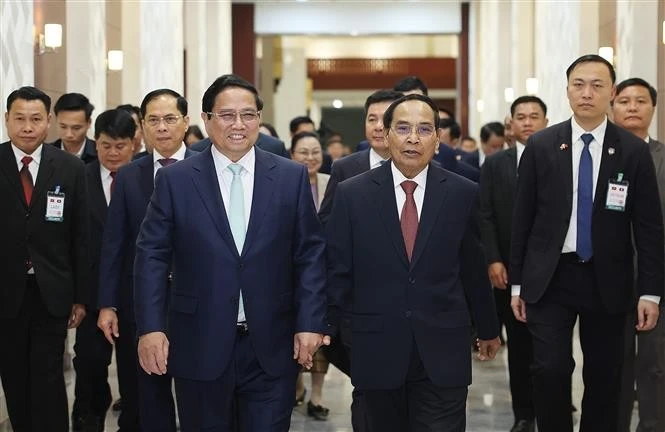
{"left": 0, "top": 327, "right": 640, "bottom": 431}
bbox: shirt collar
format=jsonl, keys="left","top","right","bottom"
{"left": 369, "top": 148, "right": 388, "bottom": 168}
{"left": 391, "top": 162, "right": 429, "bottom": 191}
{"left": 100, "top": 163, "right": 112, "bottom": 180}
{"left": 153, "top": 143, "right": 187, "bottom": 166}
{"left": 211, "top": 145, "right": 256, "bottom": 176}
{"left": 571, "top": 116, "right": 608, "bottom": 145}
{"left": 11, "top": 142, "right": 43, "bottom": 167}
{"left": 74, "top": 139, "right": 86, "bottom": 158}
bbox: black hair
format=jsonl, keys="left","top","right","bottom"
{"left": 510, "top": 95, "right": 548, "bottom": 117}
{"left": 202, "top": 74, "right": 263, "bottom": 115}
{"left": 364, "top": 90, "right": 404, "bottom": 113}
{"left": 393, "top": 76, "right": 429, "bottom": 96}
{"left": 53, "top": 93, "right": 94, "bottom": 120}
{"left": 439, "top": 118, "right": 461, "bottom": 140}
{"left": 290, "top": 131, "right": 321, "bottom": 153}
{"left": 94, "top": 109, "right": 137, "bottom": 140}
{"left": 259, "top": 122, "right": 279, "bottom": 138}
{"left": 140, "top": 89, "right": 188, "bottom": 119}
{"left": 185, "top": 125, "right": 204, "bottom": 141}
{"left": 116, "top": 104, "right": 141, "bottom": 119}
{"left": 289, "top": 116, "right": 315, "bottom": 135}
{"left": 383, "top": 94, "right": 440, "bottom": 131}
{"left": 480, "top": 122, "right": 505, "bottom": 142}
{"left": 437, "top": 106, "right": 455, "bottom": 122}
{"left": 566, "top": 54, "right": 616, "bottom": 84}
{"left": 6, "top": 86, "right": 52, "bottom": 113}
{"left": 614, "top": 78, "right": 657, "bottom": 106}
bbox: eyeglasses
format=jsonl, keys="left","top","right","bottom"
{"left": 144, "top": 115, "right": 183, "bottom": 127}
{"left": 294, "top": 150, "right": 322, "bottom": 158}
{"left": 206, "top": 110, "right": 261, "bottom": 124}
{"left": 392, "top": 123, "right": 436, "bottom": 138}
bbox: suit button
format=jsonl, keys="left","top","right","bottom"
{"left": 409, "top": 278, "right": 415, "bottom": 284}
{"left": 25, "top": 212, "right": 30, "bottom": 218}
{"left": 405, "top": 310, "right": 412, "bottom": 318}
{"left": 238, "top": 263, "right": 244, "bottom": 270}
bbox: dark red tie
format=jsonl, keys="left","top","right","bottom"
{"left": 20, "top": 156, "right": 34, "bottom": 205}
{"left": 158, "top": 158, "right": 177, "bottom": 167}
{"left": 110, "top": 171, "right": 117, "bottom": 195}
{"left": 400, "top": 180, "right": 418, "bottom": 261}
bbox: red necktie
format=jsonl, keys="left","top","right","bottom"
{"left": 400, "top": 180, "right": 418, "bottom": 261}
{"left": 158, "top": 158, "right": 177, "bottom": 167}
{"left": 20, "top": 156, "right": 34, "bottom": 205}
{"left": 110, "top": 171, "right": 117, "bottom": 195}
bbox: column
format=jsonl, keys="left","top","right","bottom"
{"left": 511, "top": 0, "right": 534, "bottom": 99}
{"left": 273, "top": 38, "right": 307, "bottom": 142}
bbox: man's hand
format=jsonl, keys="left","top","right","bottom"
{"left": 477, "top": 337, "right": 502, "bottom": 361}
{"left": 293, "top": 332, "right": 331, "bottom": 369}
{"left": 488, "top": 262, "right": 508, "bottom": 289}
{"left": 68, "top": 304, "right": 86, "bottom": 329}
{"left": 636, "top": 299, "right": 660, "bottom": 332}
{"left": 97, "top": 307, "right": 119, "bottom": 344}
{"left": 511, "top": 295, "right": 527, "bottom": 323}
{"left": 138, "top": 332, "right": 169, "bottom": 375}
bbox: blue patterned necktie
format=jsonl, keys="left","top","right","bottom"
{"left": 577, "top": 133, "right": 594, "bottom": 260}
{"left": 228, "top": 163, "right": 246, "bottom": 321}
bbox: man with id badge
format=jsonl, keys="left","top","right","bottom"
{"left": 510, "top": 56, "right": 664, "bottom": 432}
{"left": 0, "top": 86, "right": 89, "bottom": 431}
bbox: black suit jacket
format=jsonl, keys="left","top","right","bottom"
{"left": 510, "top": 120, "right": 664, "bottom": 313}
{"left": 190, "top": 133, "right": 290, "bottom": 159}
{"left": 51, "top": 137, "right": 97, "bottom": 164}
{"left": 85, "top": 161, "right": 111, "bottom": 311}
{"left": 433, "top": 145, "right": 480, "bottom": 182}
{"left": 479, "top": 147, "right": 517, "bottom": 265}
{"left": 0, "top": 141, "right": 89, "bottom": 318}
{"left": 462, "top": 149, "right": 480, "bottom": 168}
{"left": 327, "top": 162, "right": 498, "bottom": 389}
{"left": 318, "top": 149, "right": 371, "bottom": 225}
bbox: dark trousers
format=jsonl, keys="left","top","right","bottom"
{"left": 618, "top": 303, "right": 665, "bottom": 432}
{"left": 174, "top": 330, "right": 298, "bottom": 432}
{"left": 362, "top": 342, "right": 467, "bottom": 432}
{"left": 72, "top": 310, "right": 113, "bottom": 420}
{"left": 0, "top": 276, "right": 69, "bottom": 432}
{"left": 526, "top": 255, "right": 627, "bottom": 432}
{"left": 494, "top": 287, "right": 535, "bottom": 422}
{"left": 114, "top": 315, "right": 141, "bottom": 431}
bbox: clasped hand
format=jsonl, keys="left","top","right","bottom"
{"left": 293, "top": 332, "right": 331, "bottom": 369}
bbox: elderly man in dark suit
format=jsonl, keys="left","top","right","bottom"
{"left": 612, "top": 77, "right": 665, "bottom": 432}
{"left": 510, "top": 55, "right": 664, "bottom": 432}
{"left": 479, "top": 95, "right": 549, "bottom": 432}
{"left": 327, "top": 94, "right": 501, "bottom": 431}
{"left": 0, "top": 86, "right": 89, "bottom": 431}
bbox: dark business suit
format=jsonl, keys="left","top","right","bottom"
{"left": 191, "top": 132, "right": 290, "bottom": 158}
{"left": 319, "top": 149, "right": 371, "bottom": 226}
{"left": 72, "top": 161, "right": 114, "bottom": 427}
{"left": 134, "top": 147, "right": 327, "bottom": 431}
{"left": 98, "top": 148, "right": 196, "bottom": 431}
{"left": 462, "top": 149, "right": 480, "bottom": 168}
{"left": 0, "top": 141, "right": 89, "bottom": 431}
{"left": 478, "top": 147, "right": 534, "bottom": 423}
{"left": 433, "top": 144, "right": 479, "bottom": 182}
{"left": 51, "top": 137, "right": 98, "bottom": 164}
{"left": 618, "top": 138, "right": 665, "bottom": 432}
{"left": 510, "top": 120, "right": 664, "bottom": 432}
{"left": 355, "top": 140, "right": 369, "bottom": 152}
{"left": 327, "top": 161, "right": 498, "bottom": 431}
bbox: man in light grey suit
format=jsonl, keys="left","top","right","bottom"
{"left": 613, "top": 77, "right": 665, "bottom": 432}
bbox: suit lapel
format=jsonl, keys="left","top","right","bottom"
{"left": 243, "top": 149, "right": 276, "bottom": 257}
{"left": 649, "top": 139, "right": 664, "bottom": 179}
{"left": 410, "top": 165, "right": 448, "bottom": 268}
{"left": 191, "top": 149, "right": 238, "bottom": 255}
{"left": 505, "top": 147, "right": 518, "bottom": 190}
{"left": 31, "top": 145, "right": 56, "bottom": 210}
{"left": 88, "top": 162, "right": 108, "bottom": 224}
{"left": 0, "top": 142, "right": 26, "bottom": 207}
{"left": 557, "top": 121, "right": 574, "bottom": 214}
{"left": 138, "top": 156, "right": 154, "bottom": 203}
{"left": 372, "top": 163, "right": 409, "bottom": 268}
{"left": 593, "top": 122, "right": 621, "bottom": 213}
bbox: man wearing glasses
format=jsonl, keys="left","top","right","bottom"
{"left": 133, "top": 75, "right": 329, "bottom": 431}
{"left": 326, "top": 94, "right": 501, "bottom": 431}
{"left": 97, "top": 89, "right": 197, "bottom": 431}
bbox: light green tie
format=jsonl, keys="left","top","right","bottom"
{"left": 228, "top": 163, "right": 246, "bottom": 322}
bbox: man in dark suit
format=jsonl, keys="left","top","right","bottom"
{"left": 479, "top": 95, "right": 549, "bottom": 432}
{"left": 191, "top": 132, "right": 290, "bottom": 159}
{"left": 0, "top": 86, "right": 89, "bottom": 431}
{"left": 72, "top": 109, "right": 136, "bottom": 431}
{"left": 133, "top": 75, "right": 329, "bottom": 431}
{"left": 327, "top": 93, "right": 500, "bottom": 431}
{"left": 434, "top": 118, "right": 479, "bottom": 182}
{"left": 50, "top": 92, "right": 98, "bottom": 164}
{"left": 462, "top": 121, "right": 505, "bottom": 168}
{"left": 612, "top": 78, "right": 665, "bottom": 432}
{"left": 97, "top": 89, "right": 196, "bottom": 431}
{"left": 510, "top": 55, "right": 664, "bottom": 432}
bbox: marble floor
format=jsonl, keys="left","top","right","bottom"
{"left": 1, "top": 327, "right": 640, "bottom": 431}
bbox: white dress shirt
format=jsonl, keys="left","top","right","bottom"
{"left": 153, "top": 144, "right": 187, "bottom": 178}
{"left": 369, "top": 148, "right": 389, "bottom": 170}
{"left": 210, "top": 146, "right": 255, "bottom": 233}
{"left": 100, "top": 164, "right": 114, "bottom": 206}
{"left": 516, "top": 141, "right": 526, "bottom": 168}
{"left": 478, "top": 148, "right": 486, "bottom": 167}
{"left": 12, "top": 142, "right": 41, "bottom": 182}
{"left": 74, "top": 140, "right": 86, "bottom": 159}
{"left": 391, "top": 163, "right": 428, "bottom": 221}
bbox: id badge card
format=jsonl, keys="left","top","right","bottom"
{"left": 606, "top": 174, "right": 628, "bottom": 212}
{"left": 45, "top": 186, "right": 65, "bottom": 222}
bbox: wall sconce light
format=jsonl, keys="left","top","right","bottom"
{"left": 504, "top": 87, "right": 515, "bottom": 103}
{"left": 598, "top": 46, "right": 614, "bottom": 65}
{"left": 526, "top": 77, "right": 539, "bottom": 95}
{"left": 332, "top": 99, "right": 344, "bottom": 109}
{"left": 36, "top": 23, "right": 62, "bottom": 55}
{"left": 107, "top": 50, "right": 124, "bottom": 71}
{"left": 476, "top": 99, "right": 485, "bottom": 113}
